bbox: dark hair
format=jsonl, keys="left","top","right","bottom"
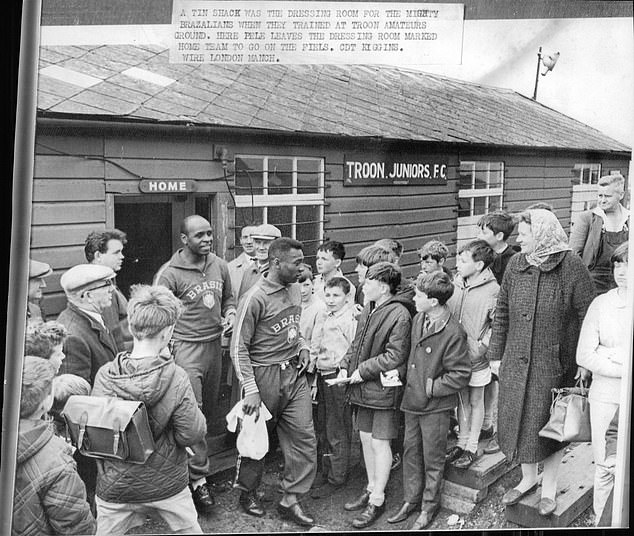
{"left": 418, "top": 240, "right": 449, "bottom": 262}
{"left": 325, "top": 276, "right": 351, "bottom": 295}
{"left": 375, "top": 238, "right": 403, "bottom": 259}
{"left": 84, "top": 229, "right": 127, "bottom": 262}
{"left": 355, "top": 244, "right": 398, "bottom": 267}
{"left": 298, "top": 263, "right": 314, "bottom": 282}
{"left": 477, "top": 211, "right": 516, "bottom": 240}
{"left": 415, "top": 271, "right": 454, "bottom": 305}
{"left": 20, "top": 356, "right": 55, "bottom": 417}
{"left": 458, "top": 240, "right": 495, "bottom": 269}
{"left": 318, "top": 240, "right": 346, "bottom": 261}
{"left": 366, "top": 262, "right": 402, "bottom": 295}
{"left": 611, "top": 242, "right": 628, "bottom": 264}
{"left": 269, "top": 237, "right": 303, "bottom": 262}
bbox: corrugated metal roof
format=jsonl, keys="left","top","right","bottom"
{"left": 37, "top": 44, "right": 630, "bottom": 152}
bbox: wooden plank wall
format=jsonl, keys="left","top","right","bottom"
{"left": 323, "top": 148, "right": 460, "bottom": 283}
{"left": 32, "top": 129, "right": 229, "bottom": 318}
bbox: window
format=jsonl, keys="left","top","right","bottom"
{"left": 572, "top": 163, "right": 601, "bottom": 186}
{"left": 458, "top": 161, "right": 504, "bottom": 217}
{"left": 234, "top": 156, "right": 325, "bottom": 265}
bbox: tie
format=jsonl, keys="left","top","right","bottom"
{"left": 423, "top": 315, "right": 432, "bottom": 335}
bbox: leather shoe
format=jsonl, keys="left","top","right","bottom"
{"left": 277, "top": 501, "right": 314, "bottom": 526}
{"left": 411, "top": 507, "right": 438, "bottom": 530}
{"left": 501, "top": 483, "right": 539, "bottom": 506}
{"left": 344, "top": 490, "right": 370, "bottom": 511}
{"left": 239, "top": 491, "right": 265, "bottom": 517}
{"left": 352, "top": 502, "right": 385, "bottom": 528}
{"left": 191, "top": 482, "right": 214, "bottom": 513}
{"left": 538, "top": 497, "right": 557, "bottom": 517}
{"left": 387, "top": 502, "right": 419, "bottom": 523}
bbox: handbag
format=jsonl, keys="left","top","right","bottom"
{"left": 62, "top": 395, "right": 155, "bottom": 464}
{"left": 539, "top": 379, "right": 592, "bottom": 442}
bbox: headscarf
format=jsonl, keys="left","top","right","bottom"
{"left": 524, "top": 209, "right": 571, "bottom": 267}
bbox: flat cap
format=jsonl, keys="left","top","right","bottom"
{"left": 251, "top": 223, "right": 282, "bottom": 240}
{"left": 29, "top": 259, "right": 53, "bottom": 279}
{"left": 60, "top": 264, "right": 115, "bottom": 294}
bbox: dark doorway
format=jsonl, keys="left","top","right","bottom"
{"left": 114, "top": 199, "right": 173, "bottom": 297}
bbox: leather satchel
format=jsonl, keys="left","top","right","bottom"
{"left": 62, "top": 395, "right": 155, "bottom": 464}
{"left": 539, "top": 380, "right": 592, "bottom": 442}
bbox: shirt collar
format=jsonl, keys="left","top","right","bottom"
{"left": 592, "top": 205, "right": 630, "bottom": 229}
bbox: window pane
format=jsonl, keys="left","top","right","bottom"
{"left": 235, "top": 157, "right": 264, "bottom": 195}
{"left": 268, "top": 158, "right": 293, "bottom": 195}
{"left": 473, "top": 196, "right": 487, "bottom": 215}
{"left": 458, "top": 197, "right": 471, "bottom": 217}
{"left": 590, "top": 165, "right": 600, "bottom": 184}
{"left": 267, "top": 205, "right": 293, "bottom": 238}
{"left": 297, "top": 159, "right": 320, "bottom": 194}
{"left": 489, "top": 196, "right": 502, "bottom": 212}
{"left": 235, "top": 207, "right": 263, "bottom": 252}
{"left": 582, "top": 167, "right": 590, "bottom": 185}
{"left": 474, "top": 162, "right": 489, "bottom": 189}
{"left": 489, "top": 162, "right": 504, "bottom": 189}
{"left": 571, "top": 164, "right": 582, "bottom": 186}
{"left": 296, "top": 205, "right": 320, "bottom": 267}
{"left": 459, "top": 163, "right": 473, "bottom": 190}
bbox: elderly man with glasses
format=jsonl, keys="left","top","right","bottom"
{"left": 56, "top": 263, "right": 119, "bottom": 386}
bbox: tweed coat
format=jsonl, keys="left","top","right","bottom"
{"left": 57, "top": 302, "right": 119, "bottom": 386}
{"left": 487, "top": 250, "right": 595, "bottom": 463}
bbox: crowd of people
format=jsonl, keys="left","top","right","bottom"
{"left": 13, "top": 173, "right": 630, "bottom": 534}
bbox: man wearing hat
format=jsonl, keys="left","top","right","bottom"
{"left": 56, "top": 264, "right": 119, "bottom": 386}
{"left": 227, "top": 224, "right": 258, "bottom": 301}
{"left": 27, "top": 259, "right": 53, "bottom": 320}
{"left": 154, "top": 214, "right": 236, "bottom": 513}
{"left": 236, "top": 223, "right": 282, "bottom": 297}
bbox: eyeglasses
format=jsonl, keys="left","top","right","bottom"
{"left": 85, "top": 281, "right": 114, "bottom": 294}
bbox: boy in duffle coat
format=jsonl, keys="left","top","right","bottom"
{"left": 388, "top": 272, "right": 471, "bottom": 530}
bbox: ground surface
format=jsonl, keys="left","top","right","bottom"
{"left": 130, "top": 441, "right": 595, "bottom": 534}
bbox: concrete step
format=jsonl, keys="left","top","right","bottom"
{"left": 504, "top": 442, "right": 594, "bottom": 528}
{"left": 440, "top": 480, "right": 489, "bottom": 514}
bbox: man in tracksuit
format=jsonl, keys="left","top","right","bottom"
{"left": 231, "top": 237, "right": 317, "bottom": 527}
{"left": 154, "top": 215, "right": 236, "bottom": 513}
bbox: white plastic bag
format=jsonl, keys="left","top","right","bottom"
{"left": 226, "top": 401, "right": 272, "bottom": 460}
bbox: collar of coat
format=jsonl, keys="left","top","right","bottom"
{"left": 453, "top": 267, "right": 497, "bottom": 290}
{"left": 416, "top": 307, "right": 452, "bottom": 343}
{"left": 515, "top": 250, "right": 567, "bottom": 273}
{"left": 259, "top": 274, "right": 296, "bottom": 295}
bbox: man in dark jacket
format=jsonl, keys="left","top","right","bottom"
{"left": 91, "top": 284, "right": 206, "bottom": 535}
{"left": 12, "top": 356, "right": 96, "bottom": 536}
{"left": 154, "top": 215, "right": 236, "bottom": 511}
{"left": 339, "top": 262, "right": 412, "bottom": 529}
{"left": 389, "top": 272, "right": 471, "bottom": 529}
{"left": 57, "top": 264, "right": 119, "bottom": 386}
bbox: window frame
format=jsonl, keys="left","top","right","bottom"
{"left": 572, "top": 163, "right": 602, "bottom": 186}
{"left": 458, "top": 161, "right": 505, "bottom": 218}
{"left": 233, "top": 155, "right": 325, "bottom": 242}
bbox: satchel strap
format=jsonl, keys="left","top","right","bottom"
{"left": 77, "top": 411, "right": 89, "bottom": 448}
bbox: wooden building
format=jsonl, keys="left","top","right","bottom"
{"left": 33, "top": 43, "right": 630, "bottom": 463}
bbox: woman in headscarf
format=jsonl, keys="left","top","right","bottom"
{"left": 487, "top": 209, "right": 595, "bottom": 517}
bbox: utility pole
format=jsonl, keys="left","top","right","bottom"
{"left": 532, "top": 46, "right": 542, "bottom": 100}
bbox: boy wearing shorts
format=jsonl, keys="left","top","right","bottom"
{"left": 446, "top": 240, "right": 499, "bottom": 469}
{"left": 338, "top": 262, "right": 411, "bottom": 528}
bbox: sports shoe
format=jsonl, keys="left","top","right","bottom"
{"left": 191, "top": 482, "right": 215, "bottom": 513}
{"left": 452, "top": 450, "right": 476, "bottom": 469}
{"left": 445, "top": 446, "right": 464, "bottom": 464}
{"left": 484, "top": 437, "right": 501, "bottom": 454}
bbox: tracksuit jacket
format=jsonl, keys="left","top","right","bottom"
{"left": 154, "top": 249, "right": 235, "bottom": 342}
{"left": 231, "top": 276, "right": 309, "bottom": 397}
